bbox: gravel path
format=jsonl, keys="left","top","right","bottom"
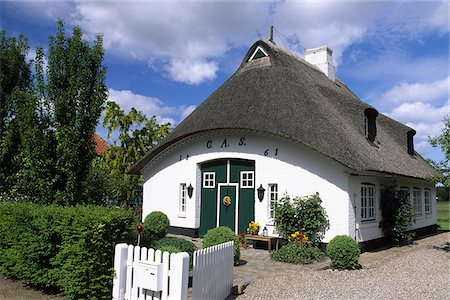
{"left": 237, "top": 233, "right": 450, "bottom": 300}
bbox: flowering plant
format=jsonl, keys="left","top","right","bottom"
{"left": 247, "top": 221, "right": 260, "bottom": 234}
{"left": 289, "top": 231, "right": 309, "bottom": 244}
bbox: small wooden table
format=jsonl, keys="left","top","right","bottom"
{"left": 244, "top": 235, "right": 280, "bottom": 251}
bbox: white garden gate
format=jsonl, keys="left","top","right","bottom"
{"left": 112, "top": 241, "right": 234, "bottom": 300}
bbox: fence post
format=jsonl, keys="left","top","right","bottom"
{"left": 112, "top": 243, "right": 129, "bottom": 300}
{"left": 169, "top": 252, "right": 189, "bottom": 300}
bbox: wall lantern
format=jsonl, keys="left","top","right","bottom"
{"left": 187, "top": 184, "right": 194, "bottom": 199}
{"left": 257, "top": 184, "right": 265, "bottom": 202}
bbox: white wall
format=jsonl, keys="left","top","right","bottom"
{"left": 142, "top": 132, "right": 351, "bottom": 242}
{"left": 349, "top": 175, "right": 436, "bottom": 242}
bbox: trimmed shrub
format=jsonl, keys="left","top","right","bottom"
{"left": 327, "top": 235, "right": 361, "bottom": 270}
{"left": 151, "top": 237, "right": 196, "bottom": 270}
{"left": 271, "top": 242, "right": 323, "bottom": 264}
{"left": 142, "top": 211, "right": 170, "bottom": 244}
{"left": 202, "top": 226, "right": 240, "bottom": 265}
{"left": 0, "top": 201, "right": 135, "bottom": 299}
{"left": 158, "top": 245, "right": 181, "bottom": 254}
{"left": 150, "top": 237, "right": 196, "bottom": 255}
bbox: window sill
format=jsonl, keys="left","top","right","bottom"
{"left": 177, "top": 213, "right": 186, "bottom": 218}
{"left": 266, "top": 220, "right": 275, "bottom": 226}
{"left": 360, "top": 221, "right": 378, "bottom": 228}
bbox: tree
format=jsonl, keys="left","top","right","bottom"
{"left": 0, "top": 31, "right": 32, "bottom": 194}
{"left": 1, "top": 20, "right": 107, "bottom": 205}
{"left": 102, "top": 101, "right": 170, "bottom": 206}
{"left": 47, "top": 20, "right": 107, "bottom": 204}
{"left": 428, "top": 115, "right": 450, "bottom": 187}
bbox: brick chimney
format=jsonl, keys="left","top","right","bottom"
{"left": 304, "top": 46, "right": 336, "bottom": 82}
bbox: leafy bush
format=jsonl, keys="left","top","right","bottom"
{"left": 150, "top": 237, "right": 196, "bottom": 254}
{"left": 271, "top": 242, "right": 323, "bottom": 264}
{"left": 151, "top": 237, "right": 196, "bottom": 270}
{"left": 142, "top": 211, "right": 170, "bottom": 244}
{"left": 0, "top": 201, "right": 135, "bottom": 299}
{"left": 202, "top": 226, "right": 240, "bottom": 265}
{"left": 380, "top": 184, "right": 414, "bottom": 243}
{"left": 158, "top": 245, "right": 181, "bottom": 254}
{"left": 274, "top": 193, "right": 329, "bottom": 245}
{"left": 326, "top": 235, "right": 361, "bottom": 270}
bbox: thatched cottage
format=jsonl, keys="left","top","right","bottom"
{"left": 129, "top": 40, "right": 437, "bottom": 247}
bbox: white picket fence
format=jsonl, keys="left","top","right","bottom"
{"left": 112, "top": 241, "right": 234, "bottom": 300}
{"left": 192, "top": 241, "right": 234, "bottom": 299}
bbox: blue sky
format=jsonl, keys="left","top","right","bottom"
{"left": 1, "top": 0, "right": 449, "bottom": 162}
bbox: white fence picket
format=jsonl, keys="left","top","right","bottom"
{"left": 113, "top": 241, "right": 233, "bottom": 300}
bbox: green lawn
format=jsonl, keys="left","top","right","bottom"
{"left": 437, "top": 201, "right": 450, "bottom": 231}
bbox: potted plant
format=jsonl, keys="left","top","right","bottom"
{"left": 247, "top": 221, "right": 260, "bottom": 235}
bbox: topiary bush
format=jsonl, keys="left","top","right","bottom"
{"left": 0, "top": 201, "right": 136, "bottom": 299}
{"left": 202, "top": 226, "right": 240, "bottom": 265}
{"left": 151, "top": 237, "right": 196, "bottom": 270}
{"left": 158, "top": 245, "right": 181, "bottom": 254}
{"left": 142, "top": 211, "right": 170, "bottom": 244}
{"left": 271, "top": 242, "right": 323, "bottom": 264}
{"left": 326, "top": 235, "right": 361, "bottom": 270}
{"left": 150, "top": 237, "right": 196, "bottom": 255}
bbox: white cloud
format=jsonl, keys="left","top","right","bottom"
{"left": 166, "top": 59, "right": 218, "bottom": 85}
{"left": 380, "top": 77, "right": 450, "bottom": 104}
{"left": 107, "top": 89, "right": 196, "bottom": 125}
{"left": 7, "top": 1, "right": 446, "bottom": 86}
{"left": 388, "top": 100, "right": 449, "bottom": 123}
{"left": 71, "top": 1, "right": 268, "bottom": 84}
{"left": 108, "top": 89, "right": 176, "bottom": 117}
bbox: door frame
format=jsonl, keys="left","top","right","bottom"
{"left": 216, "top": 183, "right": 239, "bottom": 233}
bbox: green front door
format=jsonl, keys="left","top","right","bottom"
{"left": 199, "top": 158, "right": 255, "bottom": 236}
{"left": 219, "top": 185, "right": 236, "bottom": 229}
{"left": 199, "top": 160, "right": 226, "bottom": 236}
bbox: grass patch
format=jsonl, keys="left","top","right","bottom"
{"left": 437, "top": 201, "right": 450, "bottom": 231}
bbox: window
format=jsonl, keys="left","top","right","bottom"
{"left": 400, "top": 186, "right": 409, "bottom": 199}
{"left": 407, "top": 130, "right": 415, "bottom": 155}
{"left": 248, "top": 46, "right": 268, "bottom": 61}
{"left": 179, "top": 183, "right": 187, "bottom": 213}
{"left": 240, "top": 171, "right": 254, "bottom": 188}
{"left": 361, "top": 184, "right": 376, "bottom": 222}
{"left": 413, "top": 188, "right": 422, "bottom": 216}
{"left": 424, "top": 189, "right": 431, "bottom": 215}
{"left": 268, "top": 184, "right": 278, "bottom": 219}
{"left": 364, "top": 108, "right": 378, "bottom": 142}
{"left": 203, "top": 172, "right": 215, "bottom": 188}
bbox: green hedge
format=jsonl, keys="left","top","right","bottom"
{"left": 0, "top": 202, "right": 136, "bottom": 299}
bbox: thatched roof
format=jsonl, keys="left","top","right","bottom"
{"left": 129, "top": 40, "right": 436, "bottom": 179}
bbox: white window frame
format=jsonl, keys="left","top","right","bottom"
{"left": 240, "top": 171, "right": 254, "bottom": 188}
{"left": 248, "top": 46, "right": 268, "bottom": 61}
{"left": 203, "top": 172, "right": 215, "bottom": 188}
{"left": 424, "top": 189, "right": 431, "bottom": 215}
{"left": 413, "top": 188, "right": 422, "bottom": 217}
{"left": 268, "top": 183, "right": 278, "bottom": 219}
{"left": 361, "top": 184, "right": 376, "bottom": 222}
{"left": 179, "top": 183, "right": 187, "bottom": 213}
{"left": 400, "top": 186, "right": 410, "bottom": 199}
